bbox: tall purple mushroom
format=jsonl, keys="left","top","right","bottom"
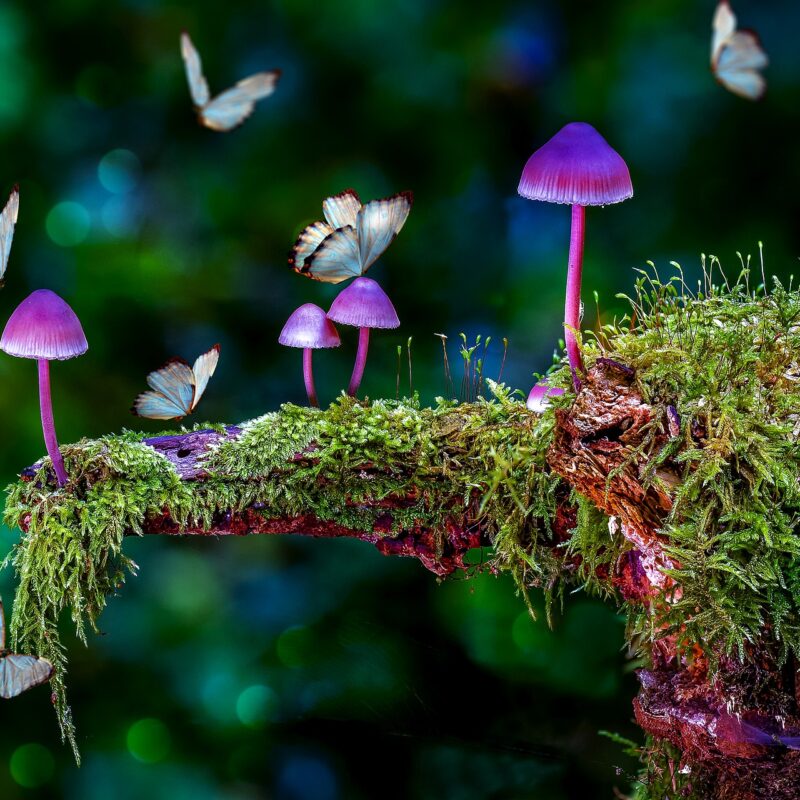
{"left": 327, "top": 277, "right": 399, "bottom": 397}
{"left": 0, "top": 290, "right": 88, "bottom": 486}
{"left": 279, "top": 303, "right": 341, "bottom": 407}
{"left": 518, "top": 122, "right": 632, "bottom": 389}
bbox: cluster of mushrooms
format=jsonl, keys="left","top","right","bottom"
{"left": 278, "top": 277, "right": 399, "bottom": 407}
{"left": 0, "top": 122, "right": 632, "bottom": 489}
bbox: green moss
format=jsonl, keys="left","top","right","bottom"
{"left": 7, "top": 264, "right": 800, "bottom": 795}
{"left": 2, "top": 385, "right": 580, "bottom": 761}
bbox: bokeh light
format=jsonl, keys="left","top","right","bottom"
{"left": 45, "top": 201, "right": 91, "bottom": 247}
{"left": 276, "top": 752, "right": 339, "bottom": 800}
{"left": 9, "top": 742, "right": 54, "bottom": 788}
{"left": 235, "top": 683, "right": 278, "bottom": 728}
{"left": 126, "top": 718, "right": 172, "bottom": 763}
{"left": 98, "top": 149, "right": 141, "bottom": 194}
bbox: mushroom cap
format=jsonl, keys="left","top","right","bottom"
{"left": 1, "top": 289, "right": 88, "bottom": 360}
{"left": 279, "top": 303, "right": 341, "bottom": 349}
{"left": 327, "top": 277, "right": 400, "bottom": 329}
{"left": 518, "top": 122, "right": 633, "bottom": 207}
{"left": 527, "top": 382, "right": 565, "bottom": 413}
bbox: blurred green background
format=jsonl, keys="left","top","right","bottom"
{"left": 0, "top": 0, "right": 796, "bottom": 797}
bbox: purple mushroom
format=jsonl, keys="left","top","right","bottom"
{"left": 0, "top": 290, "right": 88, "bottom": 486}
{"left": 327, "top": 277, "right": 399, "bottom": 397}
{"left": 526, "top": 382, "right": 565, "bottom": 413}
{"left": 518, "top": 122, "right": 633, "bottom": 390}
{"left": 279, "top": 303, "right": 341, "bottom": 408}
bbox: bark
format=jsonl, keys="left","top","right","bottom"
{"left": 549, "top": 360, "right": 800, "bottom": 800}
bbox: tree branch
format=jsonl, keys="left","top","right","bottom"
{"left": 11, "top": 362, "right": 800, "bottom": 798}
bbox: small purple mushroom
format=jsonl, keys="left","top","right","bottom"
{"left": 279, "top": 303, "right": 341, "bottom": 408}
{"left": 327, "top": 276, "right": 399, "bottom": 397}
{"left": 526, "top": 382, "right": 565, "bottom": 413}
{"left": 0, "top": 290, "right": 88, "bottom": 486}
{"left": 518, "top": 122, "right": 633, "bottom": 390}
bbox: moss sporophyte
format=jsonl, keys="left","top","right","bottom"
{"left": 5, "top": 268, "right": 800, "bottom": 794}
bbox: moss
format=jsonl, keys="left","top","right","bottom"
{"left": 579, "top": 270, "right": 800, "bottom": 671}
{"left": 3, "top": 384, "right": 583, "bottom": 761}
{"left": 7, "top": 263, "right": 800, "bottom": 794}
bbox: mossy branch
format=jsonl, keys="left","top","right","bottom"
{"left": 7, "top": 269, "right": 800, "bottom": 799}
{"left": 3, "top": 386, "right": 573, "bottom": 762}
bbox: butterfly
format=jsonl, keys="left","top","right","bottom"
{"left": 0, "top": 185, "right": 19, "bottom": 288}
{"left": 132, "top": 344, "right": 220, "bottom": 420}
{"left": 289, "top": 190, "right": 413, "bottom": 283}
{"left": 711, "top": 1, "right": 768, "bottom": 101}
{"left": 0, "top": 597, "right": 54, "bottom": 699}
{"left": 180, "top": 32, "right": 281, "bottom": 132}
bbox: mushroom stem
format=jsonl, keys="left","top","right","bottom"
{"left": 303, "top": 348, "right": 318, "bottom": 408}
{"left": 37, "top": 358, "right": 68, "bottom": 486}
{"left": 565, "top": 204, "right": 586, "bottom": 390}
{"left": 348, "top": 327, "right": 370, "bottom": 397}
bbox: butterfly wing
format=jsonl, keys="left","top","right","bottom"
{"left": 0, "top": 186, "right": 18, "bottom": 285}
{"left": 289, "top": 220, "right": 334, "bottom": 273}
{"left": 301, "top": 226, "right": 362, "bottom": 283}
{"left": 711, "top": 1, "right": 737, "bottom": 64}
{"left": 714, "top": 32, "right": 768, "bottom": 100}
{"left": 181, "top": 32, "right": 211, "bottom": 108}
{"left": 133, "top": 359, "right": 195, "bottom": 420}
{"left": 355, "top": 191, "right": 413, "bottom": 273}
{"left": 190, "top": 345, "right": 220, "bottom": 412}
{"left": 322, "top": 190, "right": 361, "bottom": 229}
{"left": 0, "top": 654, "right": 54, "bottom": 699}
{"left": 200, "top": 71, "right": 280, "bottom": 132}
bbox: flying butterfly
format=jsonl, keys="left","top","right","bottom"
{"left": 289, "top": 189, "right": 413, "bottom": 284}
{"left": 132, "top": 344, "right": 220, "bottom": 420}
{"left": 711, "top": 1, "right": 768, "bottom": 101}
{"left": 0, "top": 185, "right": 19, "bottom": 288}
{"left": 0, "top": 597, "right": 54, "bottom": 699}
{"left": 180, "top": 32, "right": 281, "bottom": 132}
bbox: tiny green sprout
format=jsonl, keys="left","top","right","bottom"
{"left": 396, "top": 345, "right": 402, "bottom": 399}
{"left": 407, "top": 336, "right": 413, "bottom": 396}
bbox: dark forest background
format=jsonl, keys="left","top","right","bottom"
{"left": 0, "top": 0, "right": 797, "bottom": 797}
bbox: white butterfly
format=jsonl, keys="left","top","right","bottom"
{"left": 711, "top": 1, "right": 768, "bottom": 101}
{"left": 133, "top": 344, "right": 220, "bottom": 420}
{"left": 0, "top": 186, "right": 19, "bottom": 288}
{"left": 180, "top": 32, "right": 281, "bottom": 132}
{"left": 289, "top": 190, "right": 413, "bottom": 284}
{"left": 0, "top": 598, "right": 54, "bottom": 700}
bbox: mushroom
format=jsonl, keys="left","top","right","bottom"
{"left": 326, "top": 277, "right": 399, "bottom": 397}
{"left": 526, "top": 382, "right": 565, "bottom": 413}
{"left": 518, "top": 122, "right": 633, "bottom": 390}
{"left": 279, "top": 303, "right": 341, "bottom": 407}
{"left": 0, "top": 289, "right": 88, "bottom": 486}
